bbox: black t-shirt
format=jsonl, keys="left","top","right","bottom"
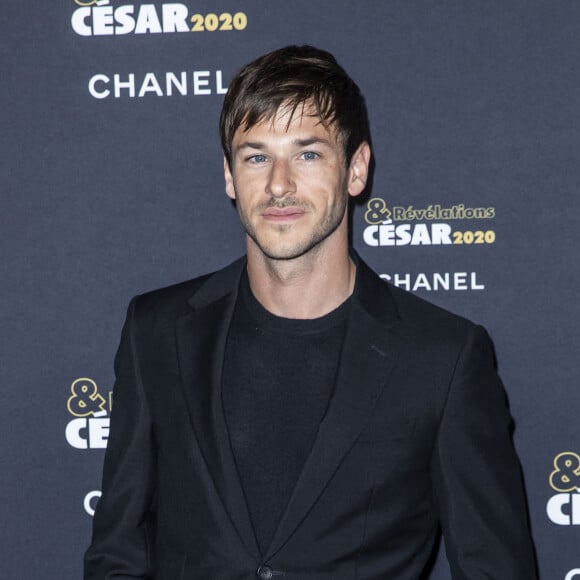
{"left": 222, "top": 271, "right": 350, "bottom": 554}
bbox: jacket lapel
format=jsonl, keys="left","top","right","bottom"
{"left": 174, "top": 258, "right": 261, "bottom": 559}
{"left": 265, "top": 258, "right": 404, "bottom": 559}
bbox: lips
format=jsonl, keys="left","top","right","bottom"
{"left": 262, "top": 207, "right": 306, "bottom": 220}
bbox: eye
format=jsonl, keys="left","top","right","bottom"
{"left": 299, "top": 151, "right": 320, "bottom": 161}
{"left": 247, "top": 154, "right": 267, "bottom": 164}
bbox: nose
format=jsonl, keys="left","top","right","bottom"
{"left": 266, "top": 160, "right": 296, "bottom": 198}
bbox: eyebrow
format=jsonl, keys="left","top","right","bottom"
{"left": 234, "top": 137, "right": 332, "bottom": 154}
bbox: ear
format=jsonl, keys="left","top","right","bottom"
{"left": 224, "top": 156, "right": 236, "bottom": 200}
{"left": 347, "top": 142, "right": 371, "bottom": 198}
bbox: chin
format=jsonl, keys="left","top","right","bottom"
{"left": 253, "top": 235, "right": 327, "bottom": 261}
{"left": 257, "top": 245, "right": 310, "bottom": 261}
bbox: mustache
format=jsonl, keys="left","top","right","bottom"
{"left": 257, "top": 198, "right": 311, "bottom": 211}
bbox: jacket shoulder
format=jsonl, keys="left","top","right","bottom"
{"left": 390, "top": 282, "right": 473, "bottom": 326}
{"left": 134, "top": 274, "right": 211, "bottom": 317}
{"left": 383, "top": 280, "right": 484, "bottom": 352}
{"left": 357, "top": 255, "right": 476, "bottom": 334}
{"left": 129, "top": 256, "right": 244, "bottom": 322}
{"left": 380, "top": 282, "right": 499, "bottom": 378}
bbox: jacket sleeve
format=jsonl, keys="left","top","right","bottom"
{"left": 84, "top": 297, "right": 156, "bottom": 579}
{"left": 431, "top": 324, "right": 538, "bottom": 579}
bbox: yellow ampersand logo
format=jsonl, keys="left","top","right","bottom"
{"left": 549, "top": 451, "right": 580, "bottom": 492}
{"left": 67, "top": 378, "right": 107, "bottom": 417}
{"left": 365, "top": 198, "right": 392, "bottom": 225}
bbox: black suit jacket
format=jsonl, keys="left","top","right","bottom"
{"left": 85, "top": 255, "right": 537, "bottom": 579}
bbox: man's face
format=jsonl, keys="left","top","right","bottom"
{"left": 224, "top": 104, "right": 369, "bottom": 261}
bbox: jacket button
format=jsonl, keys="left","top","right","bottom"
{"left": 256, "top": 564, "right": 273, "bottom": 580}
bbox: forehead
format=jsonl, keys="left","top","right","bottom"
{"left": 232, "top": 101, "right": 340, "bottom": 145}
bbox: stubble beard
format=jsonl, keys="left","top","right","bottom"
{"left": 239, "top": 195, "right": 348, "bottom": 261}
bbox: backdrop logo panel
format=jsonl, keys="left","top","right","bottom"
{"left": 546, "top": 451, "right": 580, "bottom": 526}
{"left": 84, "top": 490, "right": 102, "bottom": 517}
{"left": 362, "top": 196, "right": 496, "bottom": 248}
{"left": 65, "top": 378, "right": 112, "bottom": 450}
{"left": 71, "top": 0, "right": 248, "bottom": 37}
{"left": 88, "top": 70, "right": 228, "bottom": 99}
{"left": 377, "top": 270, "right": 485, "bottom": 293}
{"left": 566, "top": 570, "right": 580, "bottom": 580}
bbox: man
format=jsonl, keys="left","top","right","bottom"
{"left": 85, "top": 45, "right": 537, "bottom": 579}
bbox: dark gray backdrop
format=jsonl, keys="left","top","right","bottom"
{"left": 2, "top": 1, "right": 579, "bottom": 578}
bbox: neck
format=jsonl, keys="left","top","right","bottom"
{"left": 246, "top": 238, "right": 356, "bottom": 320}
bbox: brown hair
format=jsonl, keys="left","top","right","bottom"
{"left": 220, "top": 45, "right": 370, "bottom": 167}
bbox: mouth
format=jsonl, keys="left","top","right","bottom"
{"left": 261, "top": 207, "right": 306, "bottom": 221}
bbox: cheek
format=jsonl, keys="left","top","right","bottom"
{"left": 233, "top": 171, "right": 264, "bottom": 198}
{"left": 302, "top": 172, "right": 338, "bottom": 197}
{"left": 311, "top": 166, "right": 346, "bottom": 194}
